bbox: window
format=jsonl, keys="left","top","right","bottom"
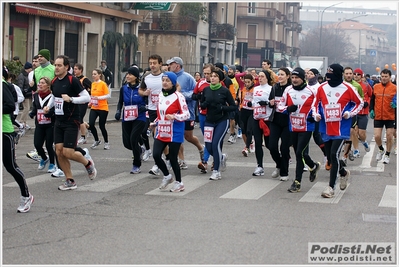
{"left": 248, "top": 2, "right": 256, "bottom": 14}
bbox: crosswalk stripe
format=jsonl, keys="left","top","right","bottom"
{"left": 145, "top": 175, "right": 210, "bottom": 196}
{"left": 378, "top": 185, "right": 397, "bottom": 208}
{"left": 349, "top": 142, "right": 385, "bottom": 172}
{"left": 3, "top": 170, "right": 85, "bottom": 187}
{"left": 299, "top": 181, "right": 348, "bottom": 204}
{"left": 220, "top": 178, "right": 281, "bottom": 200}
{"left": 77, "top": 172, "right": 148, "bottom": 192}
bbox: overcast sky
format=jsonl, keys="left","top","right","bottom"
{"left": 301, "top": 1, "right": 398, "bottom": 10}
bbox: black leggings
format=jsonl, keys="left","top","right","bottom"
{"left": 324, "top": 139, "right": 347, "bottom": 188}
{"left": 3, "top": 133, "right": 29, "bottom": 197}
{"left": 89, "top": 109, "right": 108, "bottom": 142}
{"left": 252, "top": 118, "right": 269, "bottom": 168}
{"left": 122, "top": 120, "right": 146, "bottom": 167}
{"left": 268, "top": 122, "right": 291, "bottom": 176}
{"left": 239, "top": 109, "right": 254, "bottom": 149}
{"left": 139, "top": 118, "right": 151, "bottom": 150}
{"left": 153, "top": 139, "right": 182, "bottom": 182}
{"left": 291, "top": 131, "right": 316, "bottom": 182}
{"left": 34, "top": 125, "right": 55, "bottom": 164}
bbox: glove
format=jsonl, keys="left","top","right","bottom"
{"left": 286, "top": 105, "right": 298, "bottom": 113}
{"left": 258, "top": 100, "right": 269, "bottom": 106}
{"left": 391, "top": 101, "right": 397, "bottom": 109}
{"left": 369, "top": 110, "right": 375, "bottom": 119}
{"left": 363, "top": 102, "right": 369, "bottom": 109}
{"left": 307, "top": 116, "right": 315, "bottom": 123}
{"left": 200, "top": 101, "right": 209, "bottom": 109}
{"left": 247, "top": 101, "right": 252, "bottom": 107}
{"left": 115, "top": 110, "right": 121, "bottom": 121}
{"left": 138, "top": 105, "right": 147, "bottom": 113}
{"left": 29, "top": 112, "right": 34, "bottom": 119}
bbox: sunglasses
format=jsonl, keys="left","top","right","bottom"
{"left": 354, "top": 73, "right": 362, "bottom": 76}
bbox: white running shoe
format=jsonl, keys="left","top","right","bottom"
{"left": 376, "top": 149, "right": 385, "bottom": 161}
{"left": 51, "top": 168, "right": 65, "bottom": 178}
{"left": 220, "top": 153, "right": 227, "bottom": 172}
{"left": 159, "top": 174, "right": 174, "bottom": 190}
{"left": 271, "top": 168, "right": 280, "bottom": 178}
{"left": 142, "top": 149, "right": 152, "bottom": 161}
{"left": 321, "top": 186, "right": 335, "bottom": 198}
{"left": 209, "top": 170, "right": 222, "bottom": 180}
{"left": 77, "top": 136, "right": 87, "bottom": 145}
{"left": 17, "top": 194, "right": 34, "bottom": 213}
{"left": 252, "top": 166, "right": 264, "bottom": 176}
{"left": 149, "top": 165, "right": 160, "bottom": 176}
{"left": 382, "top": 154, "right": 390, "bottom": 164}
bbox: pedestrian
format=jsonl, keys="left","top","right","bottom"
{"left": 251, "top": 70, "right": 275, "bottom": 176}
{"left": 155, "top": 72, "right": 190, "bottom": 192}
{"left": 51, "top": 55, "right": 96, "bottom": 190}
{"left": 276, "top": 67, "right": 321, "bottom": 192}
{"left": 88, "top": 68, "right": 110, "bottom": 149}
{"left": 74, "top": 63, "right": 92, "bottom": 145}
{"left": 268, "top": 67, "right": 292, "bottom": 181}
{"left": 115, "top": 66, "right": 147, "bottom": 174}
{"left": 312, "top": 63, "right": 363, "bottom": 198}
{"left": 2, "top": 66, "right": 34, "bottom": 212}
{"left": 16, "top": 61, "right": 33, "bottom": 131}
{"left": 238, "top": 74, "right": 255, "bottom": 157}
{"left": 6, "top": 73, "right": 25, "bottom": 140}
{"left": 29, "top": 77, "right": 56, "bottom": 173}
{"left": 194, "top": 71, "right": 201, "bottom": 82}
{"left": 200, "top": 68, "right": 237, "bottom": 180}
{"left": 100, "top": 60, "right": 113, "bottom": 88}
{"left": 369, "top": 68, "right": 397, "bottom": 164}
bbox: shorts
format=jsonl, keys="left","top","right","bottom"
{"left": 351, "top": 116, "right": 357, "bottom": 128}
{"left": 54, "top": 119, "right": 80, "bottom": 148}
{"left": 79, "top": 103, "right": 88, "bottom": 123}
{"left": 356, "top": 114, "right": 368, "bottom": 130}
{"left": 148, "top": 109, "right": 157, "bottom": 123}
{"left": 184, "top": 120, "right": 195, "bottom": 131}
{"left": 374, "top": 120, "right": 395, "bottom": 129}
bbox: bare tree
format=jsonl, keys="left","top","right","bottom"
{"left": 299, "top": 28, "right": 356, "bottom": 65}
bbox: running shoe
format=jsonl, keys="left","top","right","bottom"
{"left": 170, "top": 181, "right": 185, "bottom": 192}
{"left": 26, "top": 149, "right": 41, "bottom": 162}
{"left": 279, "top": 176, "right": 289, "bottom": 181}
{"left": 353, "top": 149, "right": 360, "bottom": 158}
{"left": 242, "top": 147, "right": 249, "bottom": 157}
{"left": 321, "top": 186, "right": 335, "bottom": 198}
{"left": 227, "top": 134, "right": 237, "bottom": 144}
{"left": 159, "top": 174, "right": 174, "bottom": 190}
{"left": 179, "top": 161, "right": 188, "bottom": 170}
{"left": 198, "top": 161, "right": 208, "bottom": 173}
{"left": 91, "top": 140, "right": 102, "bottom": 149}
{"left": 220, "top": 153, "right": 227, "bottom": 172}
{"left": 382, "top": 154, "right": 390, "bottom": 164}
{"left": 376, "top": 149, "right": 385, "bottom": 161}
{"left": 17, "top": 194, "right": 34, "bottom": 213}
{"left": 38, "top": 158, "right": 49, "bottom": 170}
{"left": 142, "top": 149, "right": 152, "bottom": 161}
{"left": 86, "top": 160, "right": 97, "bottom": 180}
{"left": 130, "top": 165, "right": 141, "bottom": 174}
{"left": 77, "top": 136, "right": 87, "bottom": 145}
{"left": 58, "top": 179, "right": 77, "bottom": 190}
{"left": 340, "top": 169, "right": 350, "bottom": 190}
{"left": 51, "top": 168, "right": 65, "bottom": 178}
{"left": 149, "top": 165, "right": 161, "bottom": 176}
{"left": 309, "top": 162, "right": 320, "bottom": 182}
{"left": 252, "top": 166, "right": 264, "bottom": 176}
{"left": 104, "top": 142, "right": 110, "bottom": 150}
{"left": 362, "top": 141, "right": 370, "bottom": 152}
{"left": 209, "top": 170, "right": 222, "bottom": 180}
{"left": 237, "top": 127, "right": 242, "bottom": 138}
{"left": 288, "top": 180, "right": 301, "bottom": 193}
{"left": 271, "top": 168, "right": 280, "bottom": 178}
{"left": 348, "top": 150, "right": 354, "bottom": 161}
{"left": 83, "top": 148, "right": 92, "bottom": 161}
{"left": 47, "top": 163, "right": 57, "bottom": 173}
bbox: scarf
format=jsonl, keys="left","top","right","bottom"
{"left": 293, "top": 82, "right": 307, "bottom": 91}
{"left": 162, "top": 86, "right": 176, "bottom": 96}
{"left": 38, "top": 89, "right": 51, "bottom": 99}
{"left": 210, "top": 83, "right": 222, "bottom": 90}
{"left": 308, "top": 76, "right": 318, "bottom": 86}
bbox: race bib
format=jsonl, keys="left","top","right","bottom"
{"left": 253, "top": 106, "right": 267, "bottom": 120}
{"left": 324, "top": 103, "right": 341, "bottom": 122}
{"left": 157, "top": 120, "right": 173, "bottom": 138}
{"left": 274, "top": 96, "right": 282, "bottom": 105}
{"left": 204, "top": 126, "right": 214, "bottom": 143}
{"left": 37, "top": 109, "right": 51, "bottom": 124}
{"left": 54, "top": 97, "right": 64, "bottom": 115}
{"left": 290, "top": 113, "right": 305, "bottom": 130}
{"left": 150, "top": 93, "right": 159, "bottom": 105}
{"left": 124, "top": 105, "right": 138, "bottom": 121}
{"left": 90, "top": 97, "right": 99, "bottom": 107}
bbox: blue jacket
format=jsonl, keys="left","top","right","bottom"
{"left": 175, "top": 68, "right": 196, "bottom": 120}
{"left": 117, "top": 83, "right": 147, "bottom": 122}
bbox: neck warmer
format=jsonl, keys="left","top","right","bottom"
{"left": 40, "top": 61, "right": 50, "bottom": 68}
{"left": 210, "top": 83, "right": 222, "bottom": 90}
{"left": 293, "top": 82, "right": 307, "bottom": 91}
{"left": 228, "top": 74, "right": 235, "bottom": 79}
{"left": 162, "top": 86, "right": 176, "bottom": 96}
{"left": 38, "top": 89, "right": 51, "bottom": 99}
{"left": 308, "top": 76, "right": 318, "bottom": 86}
{"left": 326, "top": 73, "right": 343, "bottom": 87}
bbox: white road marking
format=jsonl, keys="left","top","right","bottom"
{"left": 378, "top": 185, "right": 397, "bottom": 208}
{"left": 145, "top": 175, "right": 210, "bottom": 196}
{"left": 299, "top": 182, "right": 348, "bottom": 204}
{"left": 3, "top": 170, "right": 85, "bottom": 187}
{"left": 220, "top": 178, "right": 281, "bottom": 200}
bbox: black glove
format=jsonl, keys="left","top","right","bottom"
{"left": 307, "top": 116, "right": 315, "bottom": 123}
{"left": 200, "top": 101, "right": 209, "bottom": 109}
{"left": 138, "top": 105, "right": 147, "bottom": 113}
{"left": 363, "top": 102, "right": 369, "bottom": 109}
{"left": 195, "top": 91, "right": 202, "bottom": 100}
{"left": 258, "top": 100, "right": 269, "bottom": 106}
{"left": 29, "top": 112, "right": 34, "bottom": 119}
{"left": 287, "top": 105, "right": 298, "bottom": 113}
{"left": 247, "top": 101, "right": 252, "bottom": 107}
{"left": 115, "top": 110, "right": 121, "bottom": 121}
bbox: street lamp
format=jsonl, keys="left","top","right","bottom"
{"left": 318, "top": 2, "right": 343, "bottom": 56}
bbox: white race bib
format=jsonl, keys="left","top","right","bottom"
{"left": 324, "top": 103, "right": 341, "bottom": 122}
{"left": 204, "top": 126, "right": 214, "bottom": 143}
{"left": 124, "top": 105, "right": 138, "bottom": 121}
{"left": 37, "top": 109, "right": 52, "bottom": 124}
{"left": 54, "top": 97, "right": 64, "bottom": 115}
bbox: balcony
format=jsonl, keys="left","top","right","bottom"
{"left": 210, "top": 23, "right": 235, "bottom": 41}
{"left": 140, "top": 16, "right": 198, "bottom": 35}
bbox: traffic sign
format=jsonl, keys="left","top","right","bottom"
{"left": 133, "top": 3, "right": 171, "bottom": 10}
{"left": 370, "top": 50, "right": 377, "bottom": 56}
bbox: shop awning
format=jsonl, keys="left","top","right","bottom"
{"left": 15, "top": 3, "right": 91, "bottom": 23}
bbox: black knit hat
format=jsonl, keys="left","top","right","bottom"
{"left": 328, "top": 64, "right": 344, "bottom": 79}
{"left": 213, "top": 68, "right": 225, "bottom": 81}
{"left": 309, "top": 68, "right": 319, "bottom": 76}
{"left": 291, "top": 67, "right": 306, "bottom": 81}
{"left": 127, "top": 66, "right": 140, "bottom": 78}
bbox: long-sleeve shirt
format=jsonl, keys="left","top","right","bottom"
{"left": 116, "top": 82, "right": 146, "bottom": 122}
{"left": 252, "top": 83, "right": 273, "bottom": 121}
{"left": 175, "top": 68, "right": 196, "bottom": 120}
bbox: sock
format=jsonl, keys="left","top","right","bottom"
{"left": 379, "top": 145, "right": 384, "bottom": 151}
{"left": 385, "top": 152, "right": 390, "bottom": 156}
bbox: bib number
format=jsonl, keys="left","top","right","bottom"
{"left": 325, "top": 103, "right": 341, "bottom": 122}
{"left": 204, "top": 126, "right": 214, "bottom": 143}
{"left": 150, "top": 93, "right": 159, "bottom": 105}
{"left": 54, "top": 97, "right": 64, "bottom": 115}
{"left": 253, "top": 106, "right": 267, "bottom": 120}
{"left": 157, "top": 120, "right": 173, "bottom": 138}
{"left": 124, "top": 105, "right": 138, "bottom": 121}
{"left": 37, "top": 109, "right": 51, "bottom": 124}
{"left": 290, "top": 113, "right": 305, "bottom": 130}
{"left": 90, "top": 97, "right": 99, "bottom": 107}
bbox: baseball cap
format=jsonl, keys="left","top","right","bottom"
{"left": 166, "top": 57, "right": 183, "bottom": 66}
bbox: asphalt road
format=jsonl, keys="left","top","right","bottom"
{"left": 3, "top": 91, "right": 397, "bottom": 265}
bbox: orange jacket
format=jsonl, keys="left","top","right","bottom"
{"left": 372, "top": 81, "right": 396, "bottom": 120}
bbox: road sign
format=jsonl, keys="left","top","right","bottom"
{"left": 133, "top": 2, "right": 171, "bottom": 10}
{"left": 370, "top": 50, "right": 377, "bottom": 56}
